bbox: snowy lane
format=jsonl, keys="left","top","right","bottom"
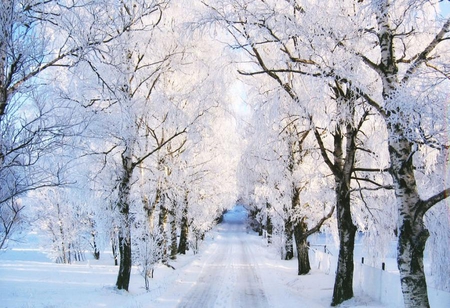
{"left": 177, "top": 213, "right": 269, "bottom": 308}
{"left": 1, "top": 205, "right": 390, "bottom": 308}
{"left": 234, "top": 234, "right": 269, "bottom": 307}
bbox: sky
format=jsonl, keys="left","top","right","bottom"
{"left": 440, "top": 1, "right": 450, "bottom": 17}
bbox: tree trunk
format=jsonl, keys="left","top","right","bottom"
{"left": 331, "top": 129, "right": 357, "bottom": 306}
{"left": 375, "top": 4, "right": 434, "bottom": 304}
{"left": 158, "top": 200, "right": 168, "bottom": 263}
{"left": 284, "top": 218, "right": 294, "bottom": 260}
{"left": 266, "top": 203, "right": 273, "bottom": 244}
{"left": 294, "top": 219, "right": 311, "bottom": 275}
{"left": 331, "top": 192, "right": 357, "bottom": 306}
{"left": 327, "top": 109, "right": 358, "bottom": 306}
{"left": 0, "top": 0, "right": 12, "bottom": 122}
{"left": 388, "top": 131, "right": 430, "bottom": 307}
{"left": 56, "top": 203, "right": 68, "bottom": 264}
{"left": 145, "top": 188, "right": 159, "bottom": 230}
{"left": 178, "top": 196, "right": 189, "bottom": 254}
{"left": 116, "top": 230, "right": 132, "bottom": 291}
{"left": 91, "top": 231, "right": 100, "bottom": 260}
{"left": 398, "top": 216, "right": 430, "bottom": 308}
{"left": 170, "top": 211, "right": 178, "bottom": 260}
{"left": 111, "top": 234, "right": 119, "bottom": 266}
{"left": 115, "top": 147, "right": 134, "bottom": 291}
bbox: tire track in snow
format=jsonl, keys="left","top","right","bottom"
{"left": 177, "top": 237, "right": 229, "bottom": 307}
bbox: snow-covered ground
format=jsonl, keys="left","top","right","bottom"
{"left": 1, "top": 206, "right": 390, "bottom": 307}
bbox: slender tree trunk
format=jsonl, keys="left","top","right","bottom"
{"left": 158, "top": 200, "right": 168, "bottom": 263}
{"left": 145, "top": 188, "right": 159, "bottom": 230}
{"left": 56, "top": 203, "right": 68, "bottom": 264}
{"left": 178, "top": 196, "right": 189, "bottom": 254}
{"left": 314, "top": 98, "right": 359, "bottom": 306}
{"left": 91, "top": 230, "right": 100, "bottom": 260}
{"left": 294, "top": 219, "right": 311, "bottom": 275}
{"left": 111, "top": 232, "right": 119, "bottom": 266}
{"left": 115, "top": 148, "right": 134, "bottom": 291}
{"left": 170, "top": 211, "right": 178, "bottom": 260}
{"left": 266, "top": 203, "right": 273, "bottom": 244}
{"left": 284, "top": 217, "right": 294, "bottom": 260}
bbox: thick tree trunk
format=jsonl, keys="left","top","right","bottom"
{"left": 0, "top": 0, "right": 12, "bottom": 122}
{"left": 375, "top": 4, "right": 437, "bottom": 304}
{"left": 329, "top": 113, "right": 358, "bottom": 306}
{"left": 388, "top": 131, "right": 430, "bottom": 308}
{"left": 116, "top": 230, "right": 132, "bottom": 290}
{"left": 294, "top": 219, "right": 311, "bottom": 275}
{"left": 331, "top": 193, "right": 357, "bottom": 306}
{"left": 398, "top": 216, "right": 429, "bottom": 308}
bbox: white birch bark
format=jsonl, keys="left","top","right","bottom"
{"left": 375, "top": 2, "right": 450, "bottom": 306}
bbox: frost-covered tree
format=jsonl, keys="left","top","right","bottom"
{"left": 57, "top": 0, "right": 241, "bottom": 291}
{"left": 203, "top": 1, "right": 449, "bottom": 306}
{"left": 169, "top": 104, "right": 240, "bottom": 255}
{"left": 240, "top": 88, "right": 336, "bottom": 275}
{"left": 0, "top": 0, "right": 156, "bottom": 251}
{"left": 360, "top": 3, "right": 450, "bottom": 306}
{"left": 201, "top": 2, "right": 393, "bottom": 305}
{"left": 32, "top": 188, "right": 88, "bottom": 263}
{"left": 287, "top": 2, "right": 448, "bottom": 306}
{"left": 60, "top": 0, "right": 190, "bottom": 290}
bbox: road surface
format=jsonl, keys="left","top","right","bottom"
{"left": 177, "top": 206, "right": 269, "bottom": 308}
{"left": 153, "top": 205, "right": 329, "bottom": 308}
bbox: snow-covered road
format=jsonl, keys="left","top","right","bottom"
{"left": 176, "top": 207, "right": 269, "bottom": 308}
{"left": 153, "top": 205, "right": 329, "bottom": 308}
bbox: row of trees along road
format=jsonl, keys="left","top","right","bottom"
{"left": 0, "top": 0, "right": 239, "bottom": 292}
{"left": 202, "top": 1, "right": 450, "bottom": 307}
{"left": 1, "top": 0, "right": 449, "bottom": 307}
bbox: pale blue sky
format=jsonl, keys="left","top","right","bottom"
{"left": 440, "top": 1, "right": 450, "bottom": 17}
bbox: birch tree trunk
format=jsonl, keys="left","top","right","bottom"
{"left": 178, "top": 194, "right": 189, "bottom": 254}
{"left": 374, "top": 3, "right": 450, "bottom": 306}
{"left": 158, "top": 200, "right": 168, "bottom": 264}
{"left": 169, "top": 210, "right": 178, "bottom": 260}
{"left": 284, "top": 217, "right": 294, "bottom": 260}
{"left": 376, "top": 3, "right": 427, "bottom": 306}
{"left": 266, "top": 203, "right": 273, "bottom": 244}
{"left": 388, "top": 130, "right": 431, "bottom": 307}
{"left": 115, "top": 146, "right": 134, "bottom": 291}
